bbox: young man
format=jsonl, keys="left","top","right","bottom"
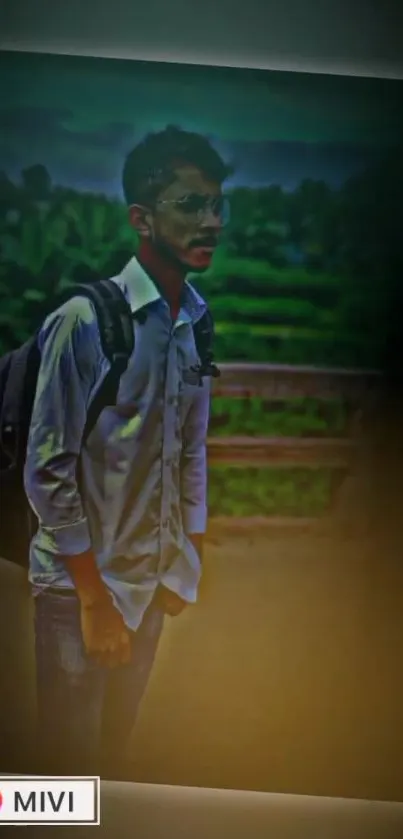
{"left": 24, "top": 126, "right": 231, "bottom": 776}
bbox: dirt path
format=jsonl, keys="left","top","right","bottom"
{"left": 129, "top": 531, "right": 403, "bottom": 801}
{"left": 1, "top": 526, "right": 402, "bottom": 801}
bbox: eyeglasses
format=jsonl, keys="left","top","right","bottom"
{"left": 155, "top": 193, "right": 230, "bottom": 226}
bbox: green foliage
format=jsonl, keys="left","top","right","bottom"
{"left": 0, "top": 187, "right": 138, "bottom": 352}
{"left": 197, "top": 249, "right": 341, "bottom": 289}
{"left": 1, "top": 152, "right": 399, "bottom": 515}
{"left": 209, "top": 294, "right": 327, "bottom": 325}
{"left": 208, "top": 466, "right": 335, "bottom": 517}
{"left": 209, "top": 396, "right": 346, "bottom": 438}
{"left": 1, "top": 151, "right": 398, "bottom": 367}
{"left": 212, "top": 324, "right": 381, "bottom": 367}
{"left": 207, "top": 398, "right": 346, "bottom": 515}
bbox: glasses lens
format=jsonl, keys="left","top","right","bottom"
{"left": 175, "top": 194, "right": 230, "bottom": 225}
{"left": 180, "top": 195, "right": 206, "bottom": 214}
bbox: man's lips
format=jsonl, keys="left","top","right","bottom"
{"left": 191, "top": 241, "right": 217, "bottom": 251}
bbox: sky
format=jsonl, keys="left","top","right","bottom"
{"left": 1, "top": 50, "right": 403, "bottom": 196}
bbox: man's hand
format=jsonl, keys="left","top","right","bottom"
{"left": 80, "top": 590, "right": 131, "bottom": 668}
{"left": 155, "top": 533, "right": 204, "bottom": 616}
{"left": 62, "top": 549, "right": 131, "bottom": 668}
{"left": 159, "top": 588, "right": 188, "bottom": 617}
{"left": 155, "top": 533, "right": 204, "bottom": 617}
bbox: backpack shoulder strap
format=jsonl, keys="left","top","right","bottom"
{"left": 193, "top": 307, "right": 220, "bottom": 380}
{"left": 71, "top": 279, "right": 134, "bottom": 365}
{"left": 64, "top": 280, "right": 134, "bottom": 443}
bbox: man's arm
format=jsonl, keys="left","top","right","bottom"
{"left": 181, "top": 378, "right": 211, "bottom": 563}
{"left": 24, "top": 296, "right": 131, "bottom": 665}
{"left": 158, "top": 379, "right": 209, "bottom": 617}
{"left": 24, "top": 297, "right": 110, "bottom": 604}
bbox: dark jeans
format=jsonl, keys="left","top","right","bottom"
{"left": 33, "top": 589, "right": 164, "bottom": 777}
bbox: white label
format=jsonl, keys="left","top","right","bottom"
{"left": 0, "top": 776, "right": 100, "bottom": 825}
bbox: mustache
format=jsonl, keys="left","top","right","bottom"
{"left": 190, "top": 236, "right": 218, "bottom": 248}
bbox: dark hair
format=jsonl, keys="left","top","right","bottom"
{"left": 122, "top": 125, "right": 232, "bottom": 205}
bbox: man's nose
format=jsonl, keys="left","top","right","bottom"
{"left": 200, "top": 208, "right": 222, "bottom": 230}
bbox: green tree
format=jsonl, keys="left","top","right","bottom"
{"left": 21, "top": 164, "right": 52, "bottom": 202}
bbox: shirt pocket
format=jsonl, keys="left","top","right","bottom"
{"left": 179, "top": 374, "right": 207, "bottom": 430}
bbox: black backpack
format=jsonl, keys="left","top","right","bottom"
{"left": 0, "top": 279, "right": 219, "bottom": 567}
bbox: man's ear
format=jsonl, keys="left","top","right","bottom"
{"left": 129, "top": 204, "right": 153, "bottom": 238}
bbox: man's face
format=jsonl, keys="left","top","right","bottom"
{"left": 136, "top": 165, "right": 225, "bottom": 272}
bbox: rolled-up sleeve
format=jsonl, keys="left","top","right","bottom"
{"left": 24, "top": 297, "right": 101, "bottom": 557}
{"left": 181, "top": 378, "right": 211, "bottom": 534}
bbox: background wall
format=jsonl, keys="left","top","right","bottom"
{"left": 1, "top": 0, "right": 403, "bottom": 78}
{"left": 1, "top": 0, "right": 403, "bottom": 804}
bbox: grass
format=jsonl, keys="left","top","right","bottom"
{"left": 207, "top": 466, "right": 337, "bottom": 517}
{"left": 212, "top": 330, "right": 381, "bottom": 367}
{"left": 209, "top": 396, "right": 347, "bottom": 438}
{"left": 199, "top": 249, "right": 342, "bottom": 289}
{"left": 209, "top": 294, "right": 326, "bottom": 324}
{"left": 207, "top": 397, "right": 346, "bottom": 516}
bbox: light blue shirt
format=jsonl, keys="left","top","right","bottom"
{"left": 24, "top": 256, "right": 210, "bottom": 631}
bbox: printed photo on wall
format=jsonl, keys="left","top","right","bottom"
{"left": 0, "top": 49, "right": 402, "bottom": 797}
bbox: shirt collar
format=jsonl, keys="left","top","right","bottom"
{"left": 115, "top": 255, "right": 207, "bottom": 324}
